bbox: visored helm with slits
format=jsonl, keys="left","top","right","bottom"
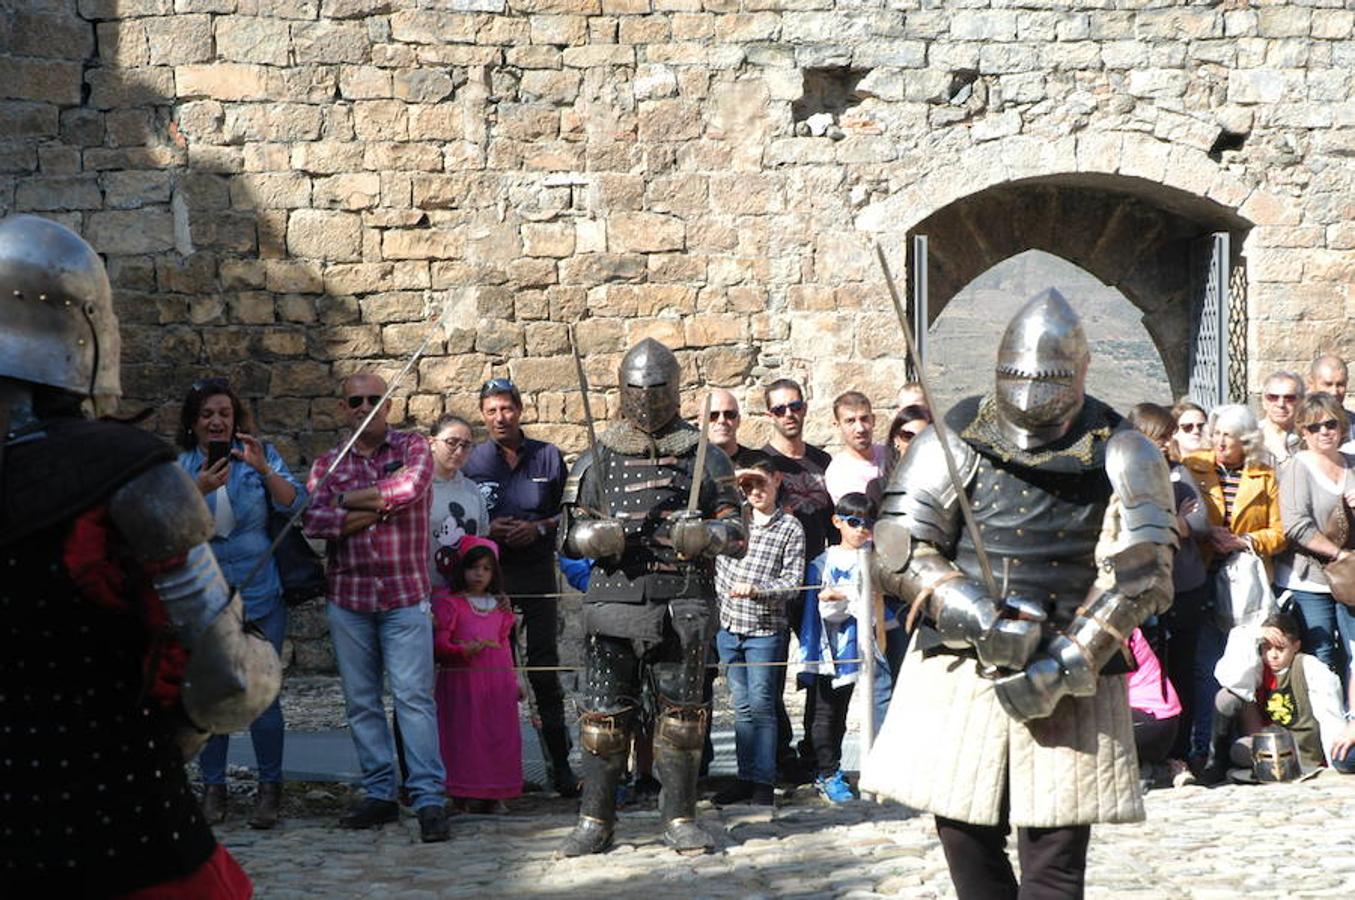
{"left": 0, "top": 215, "right": 120, "bottom": 404}
{"left": 618, "top": 337, "right": 681, "bottom": 434}
{"left": 993, "top": 287, "right": 1089, "bottom": 450}
{"left": 1251, "top": 725, "right": 1304, "bottom": 783}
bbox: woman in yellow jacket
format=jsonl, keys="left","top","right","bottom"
{"left": 1180, "top": 403, "right": 1286, "bottom": 769}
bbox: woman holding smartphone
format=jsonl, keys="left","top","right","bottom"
{"left": 176, "top": 376, "right": 307, "bottom": 829}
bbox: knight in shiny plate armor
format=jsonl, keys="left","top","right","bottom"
{"left": 556, "top": 338, "right": 748, "bottom": 857}
{"left": 860, "top": 289, "right": 1176, "bottom": 899}
{"left": 0, "top": 215, "right": 280, "bottom": 897}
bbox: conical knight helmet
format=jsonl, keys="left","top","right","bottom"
{"left": 0, "top": 214, "right": 120, "bottom": 405}
{"left": 618, "top": 337, "right": 681, "bottom": 434}
{"left": 993, "top": 288, "right": 1089, "bottom": 450}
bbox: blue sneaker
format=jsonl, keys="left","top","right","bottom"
{"left": 815, "top": 770, "right": 854, "bottom": 803}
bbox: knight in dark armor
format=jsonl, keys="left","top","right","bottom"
{"left": 0, "top": 216, "right": 281, "bottom": 897}
{"left": 556, "top": 338, "right": 748, "bottom": 857}
{"left": 860, "top": 290, "right": 1177, "bottom": 899}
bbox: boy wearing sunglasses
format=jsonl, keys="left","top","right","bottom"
{"left": 711, "top": 452, "right": 806, "bottom": 807}
{"left": 796, "top": 492, "right": 889, "bottom": 803}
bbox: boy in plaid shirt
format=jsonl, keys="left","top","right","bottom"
{"left": 713, "top": 451, "right": 806, "bottom": 806}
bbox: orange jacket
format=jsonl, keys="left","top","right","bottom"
{"left": 1182, "top": 451, "right": 1287, "bottom": 570}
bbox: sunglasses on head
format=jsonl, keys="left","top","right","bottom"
{"left": 1265, "top": 392, "right": 1298, "bottom": 403}
{"left": 346, "top": 394, "right": 383, "bottom": 409}
{"left": 768, "top": 400, "right": 807, "bottom": 417}
{"left": 192, "top": 376, "right": 230, "bottom": 394}
{"left": 1178, "top": 422, "right": 1203, "bottom": 433}
{"left": 708, "top": 409, "right": 738, "bottom": 422}
{"left": 479, "top": 377, "right": 519, "bottom": 400}
{"left": 841, "top": 515, "right": 874, "bottom": 530}
{"left": 1303, "top": 419, "right": 1341, "bottom": 435}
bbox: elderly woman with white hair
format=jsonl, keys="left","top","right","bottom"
{"left": 1181, "top": 403, "right": 1287, "bottom": 772}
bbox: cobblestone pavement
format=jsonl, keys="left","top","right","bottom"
{"left": 219, "top": 770, "right": 1355, "bottom": 899}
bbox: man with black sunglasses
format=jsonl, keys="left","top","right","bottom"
{"left": 462, "top": 377, "right": 577, "bottom": 797}
{"left": 706, "top": 389, "right": 758, "bottom": 467}
{"left": 759, "top": 377, "right": 835, "bottom": 780}
{"left": 302, "top": 371, "right": 449, "bottom": 842}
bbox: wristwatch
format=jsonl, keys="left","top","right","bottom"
{"left": 536, "top": 521, "right": 548, "bottom": 538}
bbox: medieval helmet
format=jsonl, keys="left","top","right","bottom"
{"left": 993, "top": 288, "right": 1089, "bottom": 450}
{"left": 1251, "top": 725, "right": 1303, "bottom": 783}
{"left": 618, "top": 337, "right": 681, "bottom": 433}
{"left": 0, "top": 215, "right": 120, "bottom": 403}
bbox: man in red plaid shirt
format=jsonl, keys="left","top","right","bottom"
{"left": 303, "top": 371, "right": 449, "bottom": 842}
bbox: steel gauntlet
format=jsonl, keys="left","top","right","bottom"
{"left": 566, "top": 517, "right": 626, "bottom": 561}
{"left": 670, "top": 513, "right": 747, "bottom": 560}
{"left": 910, "top": 551, "right": 1044, "bottom": 670}
{"left": 995, "top": 543, "right": 1174, "bottom": 722}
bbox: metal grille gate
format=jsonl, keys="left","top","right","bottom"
{"left": 1188, "top": 232, "right": 1234, "bottom": 408}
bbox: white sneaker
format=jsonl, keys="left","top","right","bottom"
{"left": 1169, "top": 758, "right": 1196, "bottom": 788}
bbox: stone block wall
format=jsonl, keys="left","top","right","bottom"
{"left": 2, "top": 0, "right": 1352, "bottom": 454}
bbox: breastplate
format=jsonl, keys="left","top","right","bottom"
{"left": 955, "top": 456, "right": 1111, "bottom": 630}
{"left": 587, "top": 446, "right": 697, "bottom": 603}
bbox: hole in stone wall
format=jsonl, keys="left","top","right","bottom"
{"left": 947, "top": 69, "right": 979, "bottom": 106}
{"left": 793, "top": 68, "right": 867, "bottom": 138}
{"left": 1208, "top": 129, "right": 1248, "bottom": 162}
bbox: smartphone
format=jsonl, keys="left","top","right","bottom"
{"left": 207, "top": 440, "right": 231, "bottom": 468}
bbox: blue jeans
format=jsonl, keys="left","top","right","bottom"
{"left": 1335, "top": 746, "right": 1355, "bottom": 774}
{"left": 1289, "top": 588, "right": 1351, "bottom": 676}
{"left": 717, "top": 629, "right": 787, "bottom": 785}
{"left": 199, "top": 602, "right": 286, "bottom": 785}
{"left": 1191, "top": 618, "right": 1228, "bottom": 759}
{"left": 327, "top": 601, "right": 445, "bottom": 810}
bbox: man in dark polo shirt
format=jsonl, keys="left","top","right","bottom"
{"left": 760, "top": 377, "right": 835, "bottom": 781}
{"left": 464, "top": 377, "right": 578, "bottom": 796}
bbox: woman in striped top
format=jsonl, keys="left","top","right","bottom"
{"left": 1181, "top": 403, "right": 1287, "bottom": 768}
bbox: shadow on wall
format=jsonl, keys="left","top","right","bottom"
{"left": 1, "top": 0, "right": 469, "bottom": 468}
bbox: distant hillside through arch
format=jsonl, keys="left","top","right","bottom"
{"left": 924, "top": 251, "right": 1174, "bottom": 416}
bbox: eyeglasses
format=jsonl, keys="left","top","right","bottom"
{"left": 768, "top": 400, "right": 807, "bottom": 417}
{"left": 841, "top": 515, "right": 875, "bottom": 530}
{"left": 1265, "top": 392, "right": 1298, "bottom": 403}
{"left": 1302, "top": 419, "right": 1342, "bottom": 434}
{"left": 345, "top": 394, "right": 383, "bottom": 409}
{"left": 479, "top": 378, "right": 520, "bottom": 402}
{"left": 192, "top": 376, "right": 230, "bottom": 394}
{"left": 708, "top": 409, "right": 739, "bottom": 422}
{"left": 437, "top": 436, "right": 474, "bottom": 451}
{"left": 1178, "top": 422, "right": 1203, "bottom": 433}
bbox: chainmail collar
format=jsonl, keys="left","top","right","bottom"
{"left": 598, "top": 418, "right": 700, "bottom": 456}
{"left": 951, "top": 393, "right": 1121, "bottom": 474}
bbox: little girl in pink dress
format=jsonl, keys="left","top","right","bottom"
{"left": 431, "top": 536, "right": 522, "bottom": 811}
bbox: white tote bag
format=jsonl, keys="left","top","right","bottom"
{"left": 1213, "top": 548, "right": 1276, "bottom": 631}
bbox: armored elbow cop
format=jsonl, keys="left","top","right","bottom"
{"left": 109, "top": 463, "right": 282, "bottom": 736}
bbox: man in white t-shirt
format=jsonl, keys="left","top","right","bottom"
{"left": 823, "top": 391, "right": 885, "bottom": 504}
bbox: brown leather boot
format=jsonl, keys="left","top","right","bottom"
{"left": 248, "top": 782, "right": 282, "bottom": 830}
{"left": 201, "top": 784, "right": 228, "bottom": 825}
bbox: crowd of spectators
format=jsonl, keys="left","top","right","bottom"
{"left": 180, "top": 353, "right": 1355, "bottom": 836}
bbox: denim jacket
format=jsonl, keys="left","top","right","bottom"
{"left": 177, "top": 441, "right": 307, "bottom": 620}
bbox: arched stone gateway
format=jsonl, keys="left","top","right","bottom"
{"left": 858, "top": 134, "right": 1295, "bottom": 402}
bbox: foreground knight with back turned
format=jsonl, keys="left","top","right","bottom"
{"left": 0, "top": 216, "right": 281, "bottom": 896}
{"left": 861, "top": 289, "right": 1177, "bottom": 899}
{"left": 557, "top": 338, "right": 748, "bottom": 857}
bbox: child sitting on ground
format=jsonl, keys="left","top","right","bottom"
{"left": 432, "top": 536, "right": 522, "bottom": 812}
{"left": 798, "top": 492, "right": 889, "bottom": 804}
{"left": 1202, "top": 611, "right": 1345, "bottom": 783}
